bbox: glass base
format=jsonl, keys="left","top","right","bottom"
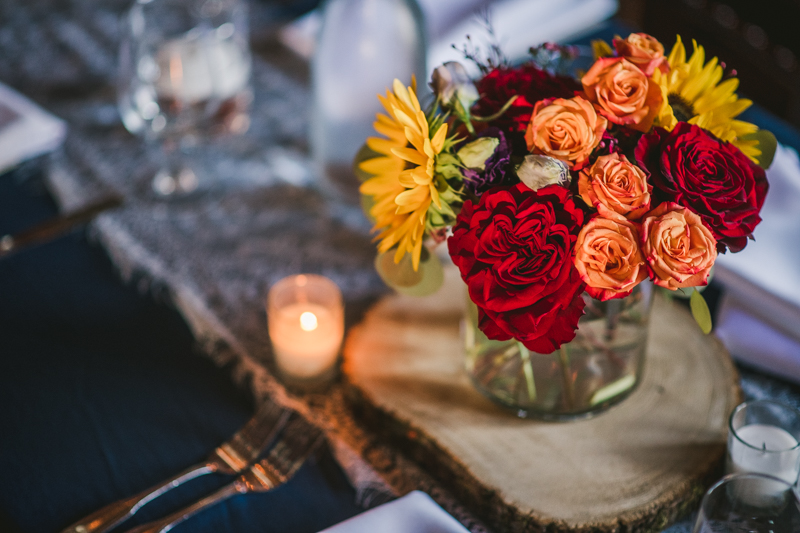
{"left": 464, "top": 283, "right": 653, "bottom": 420}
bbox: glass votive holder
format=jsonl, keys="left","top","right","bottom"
{"left": 267, "top": 274, "right": 344, "bottom": 388}
{"left": 727, "top": 400, "right": 800, "bottom": 486}
{"left": 693, "top": 473, "right": 800, "bottom": 532}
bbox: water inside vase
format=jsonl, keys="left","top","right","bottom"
{"left": 465, "top": 283, "right": 653, "bottom": 420}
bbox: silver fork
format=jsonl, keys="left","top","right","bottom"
{"left": 61, "top": 402, "right": 291, "bottom": 533}
{"left": 124, "top": 414, "right": 325, "bottom": 533}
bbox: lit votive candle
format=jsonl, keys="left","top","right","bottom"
{"left": 726, "top": 400, "right": 800, "bottom": 504}
{"left": 267, "top": 274, "right": 344, "bottom": 385}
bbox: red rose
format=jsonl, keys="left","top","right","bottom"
{"left": 472, "top": 65, "right": 581, "bottom": 152}
{"left": 634, "top": 123, "right": 768, "bottom": 252}
{"left": 448, "top": 184, "right": 586, "bottom": 353}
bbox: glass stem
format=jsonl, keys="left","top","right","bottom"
{"left": 557, "top": 345, "right": 574, "bottom": 409}
{"left": 516, "top": 341, "right": 537, "bottom": 402}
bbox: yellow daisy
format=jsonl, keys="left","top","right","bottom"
{"left": 654, "top": 36, "right": 760, "bottom": 161}
{"left": 359, "top": 78, "right": 448, "bottom": 271}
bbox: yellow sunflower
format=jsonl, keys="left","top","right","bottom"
{"left": 359, "top": 78, "right": 448, "bottom": 271}
{"left": 654, "top": 36, "right": 760, "bottom": 161}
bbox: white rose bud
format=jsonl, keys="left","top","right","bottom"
{"left": 517, "top": 155, "right": 571, "bottom": 192}
{"left": 431, "top": 61, "right": 479, "bottom": 111}
{"left": 457, "top": 137, "right": 500, "bottom": 170}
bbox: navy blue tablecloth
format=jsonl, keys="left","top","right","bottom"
{"left": 0, "top": 163, "right": 363, "bottom": 533}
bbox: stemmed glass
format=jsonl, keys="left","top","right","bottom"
{"left": 117, "top": 0, "right": 252, "bottom": 197}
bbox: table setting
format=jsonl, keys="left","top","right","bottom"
{"left": 2, "top": 0, "right": 800, "bottom": 532}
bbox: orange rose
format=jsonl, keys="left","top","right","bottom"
{"left": 574, "top": 215, "right": 647, "bottom": 301}
{"left": 581, "top": 57, "right": 662, "bottom": 132}
{"left": 525, "top": 96, "right": 607, "bottom": 169}
{"left": 641, "top": 203, "right": 717, "bottom": 290}
{"left": 613, "top": 33, "right": 668, "bottom": 76}
{"left": 578, "top": 153, "right": 651, "bottom": 220}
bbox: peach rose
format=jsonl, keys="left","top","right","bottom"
{"left": 641, "top": 203, "right": 717, "bottom": 290}
{"left": 574, "top": 215, "right": 647, "bottom": 301}
{"left": 581, "top": 57, "right": 662, "bottom": 132}
{"left": 525, "top": 96, "right": 607, "bottom": 169}
{"left": 579, "top": 153, "right": 651, "bottom": 220}
{"left": 613, "top": 33, "right": 668, "bottom": 76}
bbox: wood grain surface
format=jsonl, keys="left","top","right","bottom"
{"left": 344, "top": 265, "right": 742, "bottom": 532}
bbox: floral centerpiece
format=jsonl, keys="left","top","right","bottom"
{"left": 357, "top": 33, "right": 773, "bottom": 418}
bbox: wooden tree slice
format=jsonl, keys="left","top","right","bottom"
{"left": 343, "top": 266, "right": 742, "bottom": 532}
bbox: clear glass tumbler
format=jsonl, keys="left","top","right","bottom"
{"left": 727, "top": 400, "right": 800, "bottom": 486}
{"left": 117, "top": 0, "right": 252, "bottom": 197}
{"left": 694, "top": 473, "right": 800, "bottom": 532}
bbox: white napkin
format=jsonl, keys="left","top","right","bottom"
{"left": 0, "top": 82, "right": 66, "bottom": 174}
{"left": 280, "top": 0, "right": 619, "bottom": 73}
{"left": 714, "top": 144, "right": 800, "bottom": 383}
{"left": 715, "top": 294, "right": 800, "bottom": 384}
{"left": 318, "top": 491, "right": 470, "bottom": 533}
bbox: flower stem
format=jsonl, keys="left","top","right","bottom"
{"left": 472, "top": 95, "right": 519, "bottom": 122}
{"left": 517, "top": 341, "right": 537, "bottom": 403}
{"left": 557, "top": 345, "right": 575, "bottom": 409}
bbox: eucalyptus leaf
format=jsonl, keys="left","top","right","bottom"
{"left": 375, "top": 247, "right": 444, "bottom": 297}
{"left": 741, "top": 130, "right": 777, "bottom": 169}
{"left": 690, "top": 289, "right": 713, "bottom": 334}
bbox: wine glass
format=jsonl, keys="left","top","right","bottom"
{"left": 117, "top": 0, "right": 252, "bottom": 197}
{"left": 693, "top": 472, "right": 800, "bottom": 532}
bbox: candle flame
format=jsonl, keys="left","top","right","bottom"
{"left": 300, "top": 311, "right": 318, "bottom": 331}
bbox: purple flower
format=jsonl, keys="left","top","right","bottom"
{"left": 460, "top": 128, "right": 512, "bottom": 195}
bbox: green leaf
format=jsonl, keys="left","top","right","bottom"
{"left": 375, "top": 247, "right": 444, "bottom": 297}
{"left": 352, "top": 143, "right": 382, "bottom": 183}
{"left": 591, "top": 39, "right": 614, "bottom": 60}
{"left": 690, "top": 289, "right": 713, "bottom": 334}
{"left": 354, "top": 143, "right": 381, "bottom": 223}
{"left": 360, "top": 193, "right": 376, "bottom": 225}
{"left": 740, "top": 130, "right": 778, "bottom": 169}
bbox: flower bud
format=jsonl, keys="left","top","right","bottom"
{"left": 431, "top": 61, "right": 479, "bottom": 110}
{"left": 457, "top": 137, "right": 500, "bottom": 170}
{"left": 517, "top": 155, "right": 570, "bottom": 192}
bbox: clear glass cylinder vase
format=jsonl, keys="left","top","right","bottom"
{"left": 464, "top": 283, "right": 654, "bottom": 420}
